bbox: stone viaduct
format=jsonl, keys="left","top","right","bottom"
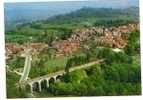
{"left": 21, "top": 60, "right": 103, "bottom": 93}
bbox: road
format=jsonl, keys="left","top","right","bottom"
{"left": 19, "top": 52, "right": 32, "bottom": 83}
{"left": 69, "top": 59, "right": 104, "bottom": 72}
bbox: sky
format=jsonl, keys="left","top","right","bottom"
{"left": 5, "top": 0, "right": 139, "bottom": 8}
{"left": 5, "top": 0, "right": 139, "bottom": 4}
{"left": 5, "top": 0, "right": 94, "bottom": 2}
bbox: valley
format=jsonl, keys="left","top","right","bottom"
{"left": 5, "top": 5, "right": 141, "bottom": 98}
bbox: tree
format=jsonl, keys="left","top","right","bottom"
{"left": 125, "top": 32, "right": 140, "bottom": 55}
{"left": 104, "top": 64, "right": 120, "bottom": 82}
{"left": 49, "top": 82, "right": 74, "bottom": 95}
{"left": 65, "top": 58, "right": 73, "bottom": 73}
{"left": 63, "top": 69, "right": 87, "bottom": 83}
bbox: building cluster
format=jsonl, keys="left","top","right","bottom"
{"left": 6, "top": 43, "right": 48, "bottom": 59}
{"left": 6, "top": 22, "right": 139, "bottom": 58}
{"left": 95, "top": 23, "right": 139, "bottom": 48}
{"left": 53, "top": 40, "right": 80, "bottom": 57}
{"left": 53, "top": 22, "right": 139, "bottom": 56}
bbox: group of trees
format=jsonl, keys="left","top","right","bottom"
{"left": 94, "top": 47, "right": 133, "bottom": 65}
{"left": 47, "top": 59, "right": 141, "bottom": 96}
{"left": 7, "top": 56, "right": 25, "bottom": 70}
{"left": 94, "top": 19, "right": 134, "bottom": 27}
{"left": 6, "top": 22, "right": 72, "bottom": 44}
{"left": 125, "top": 32, "right": 140, "bottom": 55}
{"left": 65, "top": 53, "right": 90, "bottom": 73}
{"left": 6, "top": 72, "right": 28, "bottom": 98}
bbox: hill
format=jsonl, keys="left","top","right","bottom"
{"left": 5, "top": 7, "right": 139, "bottom": 44}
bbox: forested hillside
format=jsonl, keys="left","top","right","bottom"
{"left": 6, "top": 7, "right": 139, "bottom": 43}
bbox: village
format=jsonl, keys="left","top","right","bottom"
{"left": 6, "top": 22, "right": 139, "bottom": 59}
